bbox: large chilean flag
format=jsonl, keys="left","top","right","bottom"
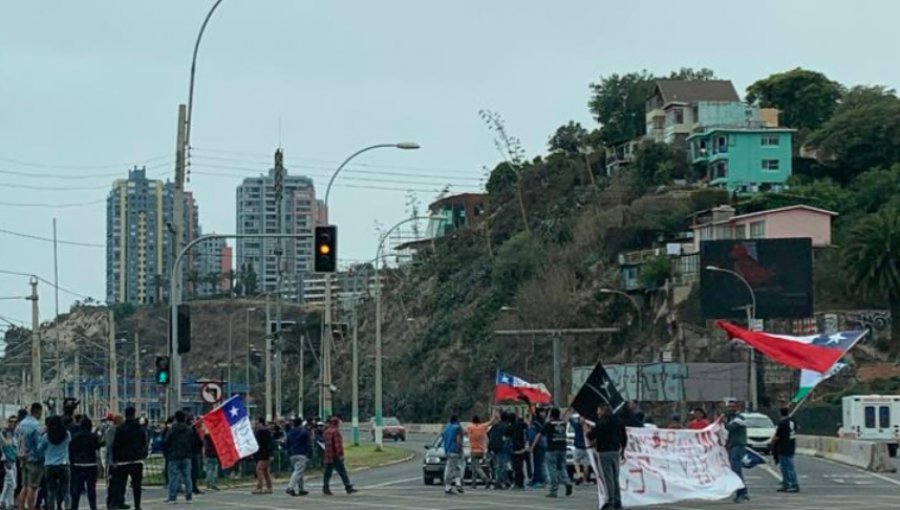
{"left": 201, "top": 395, "right": 259, "bottom": 469}
{"left": 494, "top": 371, "right": 552, "bottom": 404}
{"left": 716, "top": 321, "right": 866, "bottom": 374}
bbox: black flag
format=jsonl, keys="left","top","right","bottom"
{"left": 570, "top": 361, "right": 626, "bottom": 421}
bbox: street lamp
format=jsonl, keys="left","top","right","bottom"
{"left": 319, "top": 142, "right": 421, "bottom": 420}
{"left": 704, "top": 265, "right": 758, "bottom": 410}
{"left": 372, "top": 215, "right": 436, "bottom": 450}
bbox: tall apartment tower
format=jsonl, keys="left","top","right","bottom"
{"left": 235, "top": 166, "right": 325, "bottom": 299}
{"left": 105, "top": 166, "right": 199, "bottom": 304}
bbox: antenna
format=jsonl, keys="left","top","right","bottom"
{"left": 278, "top": 117, "right": 283, "bottom": 149}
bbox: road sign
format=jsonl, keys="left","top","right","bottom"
{"left": 200, "top": 382, "right": 223, "bottom": 404}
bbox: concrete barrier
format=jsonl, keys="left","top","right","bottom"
{"left": 797, "top": 435, "right": 896, "bottom": 473}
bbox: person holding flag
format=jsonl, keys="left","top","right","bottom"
{"left": 723, "top": 400, "right": 750, "bottom": 504}
{"left": 771, "top": 407, "right": 799, "bottom": 493}
{"left": 586, "top": 402, "right": 627, "bottom": 510}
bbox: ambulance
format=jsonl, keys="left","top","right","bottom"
{"left": 838, "top": 394, "right": 900, "bottom": 457}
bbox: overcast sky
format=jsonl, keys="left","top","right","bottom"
{"left": 1, "top": 0, "right": 898, "bottom": 326}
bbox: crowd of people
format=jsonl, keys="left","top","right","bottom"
{"left": 439, "top": 399, "right": 799, "bottom": 509}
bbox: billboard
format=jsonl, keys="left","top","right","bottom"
{"left": 700, "top": 238, "right": 813, "bottom": 319}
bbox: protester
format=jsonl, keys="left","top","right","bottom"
{"left": 487, "top": 412, "right": 511, "bottom": 489}
{"left": 441, "top": 416, "right": 465, "bottom": 495}
{"left": 163, "top": 411, "right": 194, "bottom": 504}
{"left": 526, "top": 410, "right": 546, "bottom": 489}
{"left": 687, "top": 408, "right": 711, "bottom": 430}
{"left": 568, "top": 413, "right": 592, "bottom": 485}
{"left": 13, "top": 409, "right": 27, "bottom": 503}
{"left": 724, "top": 400, "right": 750, "bottom": 503}
{"left": 69, "top": 417, "right": 100, "bottom": 510}
{"left": 533, "top": 408, "right": 573, "bottom": 498}
{"left": 16, "top": 403, "right": 43, "bottom": 510}
{"left": 322, "top": 416, "right": 356, "bottom": 496}
{"left": 1, "top": 415, "right": 18, "bottom": 510}
{"left": 284, "top": 418, "right": 310, "bottom": 497}
{"left": 465, "top": 413, "right": 496, "bottom": 489}
{"left": 111, "top": 407, "right": 147, "bottom": 510}
{"left": 587, "top": 402, "right": 627, "bottom": 510}
{"left": 507, "top": 414, "right": 529, "bottom": 489}
{"left": 103, "top": 415, "right": 124, "bottom": 510}
{"left": 187, "top": 412, "right": 204, "bottom": 496}
{"left": 202, "top": 426, "right": 220, "bottom": 492}
{"left": 39, "top": 415, "right": 71, "bottom": 510}
{"left": 623, "top": 400, "right": 645, "bottom": 428}
{"left": 667, "top": 414, "right": 683, "bottom": 429}
{"left": 251, "top": 418, "right": 273, "bottom": 495}
{"left": 772, "top": 407, "right": 799, "bottom": 493}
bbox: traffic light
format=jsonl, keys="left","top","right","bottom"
{"left": 156, "top": 356, "right": 170, "bottom": 385}
{"left": 177, "top": 304, "right": 191, "bottom": 354}
{"left": 314, "top": 225, "right": 337, "bottom": 273}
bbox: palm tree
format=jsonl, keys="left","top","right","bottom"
{"left": 207, "top": 272, "right": 221, "bottom": 296}
{"left": 842, "top": 207, "right": 900, "bottom": 345}
{"left": 226, "top": 269, "right": 237, "bottom": 296}
{"left": 186, "top": 270, "right": 201, "bottom": 298}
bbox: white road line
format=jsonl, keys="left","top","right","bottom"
{"left": 361, "top": 476, "right": 422, "bottom": 488}
{"left": 807, "top": 455, "right": 900, "bottom": 487}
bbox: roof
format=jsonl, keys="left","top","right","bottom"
{"left": 691, "top": 204, "right": 838, "bottom": 229}
{"left": 687, "top": 127, "right": 796, "bottom": 140}
{"left": 428, "top": 192, "right": 486, "bottom": 211}
{"left": 651, "top": 80, "right": 740, "bottom": 105}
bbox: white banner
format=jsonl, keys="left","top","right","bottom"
{"left": 589, "top": 422, "right": 744, "bottom": 508}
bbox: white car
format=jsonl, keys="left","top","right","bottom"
{"left": 742, "top": 413, "right": 776, "bottom": 454}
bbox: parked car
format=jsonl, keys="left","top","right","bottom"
{"left": 422, "top": 434, "right": 471, "bottom": 485}
{"left": 743, "top": 412, "right": 777, "bottom": 454}
{"left": 370, "top": 417, "right": 407, "bottom": 442}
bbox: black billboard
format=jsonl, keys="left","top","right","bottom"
{"left": 700, "top": 238, "right": 813, "bottom": 320}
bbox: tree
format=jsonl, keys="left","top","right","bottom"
{"left": 479, "top": 109, "right": 530, "bottom": 233}
{"left": 588, "top": 70, "right": 656, "bottom": 145}
{"left": 631, "top": 140, "right": 689, "bottom": 189}
{"left": 668, "top": 67, "right": 717, "bottom": 80}
{"left": 842, "top": 207, "right": 900, "bottom": 344}
{"left": 807, "top": 88, "right": 900, "bottom": 180}
{"left": 548, "top": 121, "right": 590, "bottom": 154}
{"left": 186, "top": 270, "right": 201, "bottom": 298}
{"left": 240, "top": 263, "right": 258, "bottom": 296}
{"left": 746, "top": 68, "right": 844, "bottom": 133}
{"left": 848, "top": 165, "right": 900, "bottom": 216}
{"left": 226, "top": 269, "right": 237, "bottom": 296}
{"left": 206, "top": 272, "right": 221, "bottom": 295}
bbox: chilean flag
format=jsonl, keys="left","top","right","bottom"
{"left": 494, "top": 371, "right": 552, "bottom": 404}
{"left": 716, "top": 321, "right": 867, "bottom": 374}
{"left": 201, "top": 395, "right": 259, "bottom": 469}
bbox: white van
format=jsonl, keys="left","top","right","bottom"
{"left": 838, "top": 395, "right": 900, "bottom": 456}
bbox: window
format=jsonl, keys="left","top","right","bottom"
{"left": 672, "top": 108, "right": 684, "bottom": 124}
{"left": 749, "top": 221, "right": 766, "bottom": 239}
{"left": 715, "top": 135, "right": 728, "bottom": 153}
{"left": 879, "top": 406, "right": 891, "bottom": 428}
{"left": 734, "top": 224, "right": 747, "bottom": 239}
{"left": 762, "top": 159, "right": 780, "bottom": 171}
{"left": 865, "top": 406, "right": 876, "bottom": 428}
{"left": 711, "top": 161, "right": 728, "bottom": 180}
{"left": 761, "top": 135, "right": 780, "bottom": 146}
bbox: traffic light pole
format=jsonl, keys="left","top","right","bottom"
{"left": 168, "top": 233, "right": 307, "bottom": 417}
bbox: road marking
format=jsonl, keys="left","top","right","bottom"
{"left": 760, "top": 463, "right": 783, "bottom": 482}
{"left": 808, "top": 456, "right": 900, "bottom": 487}
{"left": 361, "top": 476, "right": 422, "bottom": 488}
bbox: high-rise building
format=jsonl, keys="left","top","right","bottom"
{"left": 195, "top": 236, "right": 233, "bottom": 297}
{"left": 105, "top": 166, "right": 200, "bottom": 304}
{"left": 235, "top": 165, "right": 325, "bottom": 300}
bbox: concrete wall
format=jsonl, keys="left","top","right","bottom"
{"left": 797, "top": 435, "right": 896, "bottom": 472}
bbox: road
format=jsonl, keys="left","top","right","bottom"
{"left": 124, "top": 433, "right": 900, "bottom": 509}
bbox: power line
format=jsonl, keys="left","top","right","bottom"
{"left": 0, "top": 198, "right": 107, "bottom": 208}
{"left": 0, "top": 269, "right": 95, "bottom": 301}
{"left": 0, "top": 160, "right": 174, "bottom": 180}
{"left": 0, "top": 228, "right": 104, "bottom": 248}
{"left": 190, "top": 169, "right": 471, "bottom": 194}
{"left": 0, "top": 153, "right": 173, "bottom": 171}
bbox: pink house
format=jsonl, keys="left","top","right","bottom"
{"left": 691, "top": 204, "right": 837, "bottom": 252}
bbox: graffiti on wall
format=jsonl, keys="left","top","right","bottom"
{"left": 817, "top": 310, "right": 891, "bottom": 340}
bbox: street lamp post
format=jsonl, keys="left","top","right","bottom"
{"left": 319, "top": 142, "right": 420, "bottom": 420}
{"left": 372, "top": 215, "right": 434, "bottom": 450}
{"left": 705, "top": 265, "right": 758, "bottom": 410}
{"left": 598, "top": 288, "right": 644, "bottom": 401}
{"left": 228, "top": 307, "right": 256, "bottom": 399}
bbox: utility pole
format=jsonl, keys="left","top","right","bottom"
{"left": 170, "top": 103, "right": 187, "bottom": 416}
{"left": 73, "top": 346, "right": 80, "bottom": 403}
{"left": 28, "top": 278, "right": 40, "bottom": 403}
{"left": 351, "top": 302, "right": 359, "bottom": 446}
{"left": 264, "top": 296, "right": 273, "bottom": 422}
{"left": 298, "top": 333, "right": 305, "bottom": 419}
{"left": 747, "top": 307, "right": 760, "bottom": 411}
{"left": 274, "top": 149, "right": 285, "bottom": 420}
{"left": 551, "top": 332, "right": 561, "bottom": 406}
{"left": 322, "top": 284, "right": 333, "bottom": 419}
{"left": 134, "top": 330, "right": 141, "bottom": 416}
{"left": 108, "top": 309, "right": 119, "bottom": 414}
{"left": 53, "top": 219, "right": 61, "bottom": 401}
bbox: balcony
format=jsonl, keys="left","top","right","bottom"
{"left": 617, "top": 247, "right": 664, "bottom": 267}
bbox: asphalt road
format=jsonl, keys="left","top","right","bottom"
{"left": 119, "top": 433, "right": 900, "bottom": 509}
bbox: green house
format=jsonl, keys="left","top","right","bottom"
{"left": 688, "top": 128, "right": 795, "bottom": 193}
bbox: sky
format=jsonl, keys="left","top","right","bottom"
{"left": 1, "top": 0, "right": 898, "bottom": 326}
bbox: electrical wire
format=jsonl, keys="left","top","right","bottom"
{"left": 0, "top": 160, "right": 174, "bottom": 181}
{"left": 0, "top": 153, "right": 173, "bottom": 171}
{"left": 0, "top": 269, "right": 95, "bottom": 300}
{"left": 189, "top": 169, "right": 468, "bottom": 194}
{"left": 0, "top": 228, "right": 104, "bottom": 248}
{"left": 0, "top": 198, "right": 107, "bottom": 208}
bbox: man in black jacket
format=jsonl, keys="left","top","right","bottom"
{"left": 111, "top": 407, "right": 148, "bottom": 510}
{"left": 587, "top": 403, "right": 628, "bottom": 510}
{"left": 164, "top": 411, "right": 195, "bottom": 504}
